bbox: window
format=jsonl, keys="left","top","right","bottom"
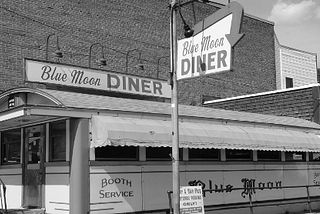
{"left": 285, "top": 77, "right": 293, "bottom": 88}
{"left": 257, "top": 151, "right": 281, "bottom": 161}
{"left": 146, "top": 147, "right": 182, "bottom": 160}
{"left": 1, "top": 129, "right": 21, "bottom": 165}
{"left": 189, "top": 148, "right": 219, "bottom": 160}
{"left": 285, "top": 152, "right": 306, "bottom": 161}
{"left": 95, "top": 146, "right": 138, "bottom": 161}
{"left": 309, "top": 153, "right": 320, "bottom": 161}
{"left": 49, "top": 120, "right": 66, "bottom": 161}
{"left": 226, "top": 149, "right": 252, "bottom": 161}
{"left": 26, "top": 125, "right": 45, "bottom": 164}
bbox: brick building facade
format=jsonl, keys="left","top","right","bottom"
{"left": 0, "top": 0, "right": 277, "bottom": 104}
{"left": 204, "top": 84, "right": 320, "bottom": 124}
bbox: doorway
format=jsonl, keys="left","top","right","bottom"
{"left": 22, "top": 125, "right": 45, "bottom": 208}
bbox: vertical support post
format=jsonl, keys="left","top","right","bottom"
{"left": 249, "top": 192, "right": 254, "bottom": 214}
{"left": 306, "top": 186, "right": 312, "bottom": 213}
{"left": 70, "top": 119, "right": 90, "bottom": 214}
{"left": 170, "top": 1, "right": 180, "bottom": 214}
{"left": 167, "top": 191, "right": 173, "bottom": 214}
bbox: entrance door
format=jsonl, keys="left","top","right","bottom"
{"left": 22, "top": 125, "right": 45, "bottom": 209}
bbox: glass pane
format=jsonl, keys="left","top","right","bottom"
{"left": 95, "top": 146, "right": 138, "bottom": 160}
{"left": 285, "top": 152, "right": 306, "bottom": 161}
{"left": 50, "top": 121, "right": 66, "bottom": 161}
{"left": 189, "top": 148, "right": 219, "bottom": 160}
{"left": 257, "top": 151, "right": 281, "bottom": 161}
{"left": 226, "top": 149, "right": 252, "bottom": 160}
{"left": 1, "top": 129, "right": 21, "bottom": 164}
{"left": 310, "top": 153, "right": 320, "bottom": 161}
{"left": 27, "top": 126, "right": 44, "bottom": 164}
{"left": 146, "top": 147, "right": 182, "bottom": 160}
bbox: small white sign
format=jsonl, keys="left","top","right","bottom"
{"left": 180, "top": 186, "right": 204, "bottom": 214}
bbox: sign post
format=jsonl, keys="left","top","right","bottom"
{"left": 170, "top": 2, "right": 243, "bottom": 214}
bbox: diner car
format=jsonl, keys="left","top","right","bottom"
{"left": 1, "top": 87, "right": 320, "bottom": 214}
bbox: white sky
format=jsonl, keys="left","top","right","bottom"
{"left": 215, "top": 0, "right": 320, "bottom": 67}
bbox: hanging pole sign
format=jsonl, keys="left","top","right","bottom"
{"left": 180, "top": 186, "right": 204, "bottom": 214}
{"left": 177, "top": 2, "right": 244, "bottom": 80}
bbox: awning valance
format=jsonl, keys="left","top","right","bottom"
{"left": 91, "top": 116, "right": 320, "bottom": 152}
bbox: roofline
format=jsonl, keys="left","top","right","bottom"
{"left": 280, "top": 45, "right": 318, "bottom": 56}
{"left": 0, "top": 87, "right": 65, "bottom": 106}
{"left": 204, "top": 83, "right": 320, "bottom": 104}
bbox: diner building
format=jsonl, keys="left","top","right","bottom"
{"left": 1, "top": 60, "right": 320, "bottom": 214}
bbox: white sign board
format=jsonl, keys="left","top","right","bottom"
{"left": 177, "top": 2, "right": 244, "bottom": 81}
{"left": 177, "top": 15, "right": 232, "bottom": 80}
{"left": 25, "top": 59, "right": 171, "bottom": 98}
{"left": 180, "top": 186, "right": 204, "bottom": 214}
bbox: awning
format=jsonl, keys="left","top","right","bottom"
{"left": 91, "top": 115, "right": 320, "bottom": 152}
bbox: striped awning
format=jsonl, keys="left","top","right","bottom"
{"left": 91, "top": 115, "right": 320, "bottom": 152}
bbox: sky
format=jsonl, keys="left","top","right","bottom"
{"left": 215, "top": 0, "right": 320, "bottom": 67}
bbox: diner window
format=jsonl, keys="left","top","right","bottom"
{"left": 309, "top": 153, "right": 320, "bottom": 161}
{"left": 285, "top": 152, "right": 306, "bottom": 161}
{"left": 226, "top": 149, "right": 252, "bottom": 161}
{"left": 95, "top": 146, "right": 138, "bottom": 161}
{"left": 189, "top": 148, "right": 220, "bottom": 160}
{"left": 1, "top": 129, "right": 21, "bottom": 165}
{"left": 257, "top": 151, "right": 281, "bottom": 161}
{"left": 49, "top": 120, "right": 66, "bottom": 162}
{"left": 146, "top": 147, "right": 182, "bottom": 160}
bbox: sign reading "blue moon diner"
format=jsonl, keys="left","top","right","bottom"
{"left": 25, "top": 59, "right": 171, "bottom": 98}
{"left": 177, "top": 2, "right": 244, "bottom": 80}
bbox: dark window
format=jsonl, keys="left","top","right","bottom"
{"left": 285, "top": 152, "right": 306, "bottom": 161}
{"left": 146, "top": 147, "right": 182, "bottom": 160}
{"left": 26, "top": 125, "right": 46, "bottom": 164}
{"left": 257, "top": 151, "right": 281, "bottom": 161}
{"left": 226, "top": 149, "right": 252, "bottom": 161}
{"left": 95, "top": 146, "right": 138, "bottom": 161}
{"left": 1, "top": 129, "right": 21, "bottom": 165}
{"left": 189, "top": 148, "right": 219, "bottom": 160}
{"left": 309, "top": 153, "right": 320, "bottom": 161}
{"left": 285, "top": 77, "right": 293, "bottom": 88}
{"left": 49, "top": 120, "right": 66, "bottom": 162}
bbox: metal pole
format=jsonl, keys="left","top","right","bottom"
{"left": 306, "top": 186, "right": 312, "bottom": 213}
{"left": 170, "top": 1, "right": 180, "bottom": 214}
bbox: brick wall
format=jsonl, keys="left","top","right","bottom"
{"left": 204, "top": 86, "right": 320, "bottom": 123}
{"left": 0, "top": 0, "right": 276, "bottom": 104}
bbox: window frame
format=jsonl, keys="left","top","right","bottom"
{"left": 188, "top": 148, "right": 220, "bottom": 161}
{"left": 257, "top": 150, "right": 281, "bottom": 161}
{"left": 49, "top": 120, "right": 67, "bottom": 162}
{"left": 1, "top": 128, "right": 22, "bottom": 165}
{"left": 95, "top": 145, "right": 139, "bottom": 161}
{"left": 225, "top": 149, "right": 252, "bottom": 161}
